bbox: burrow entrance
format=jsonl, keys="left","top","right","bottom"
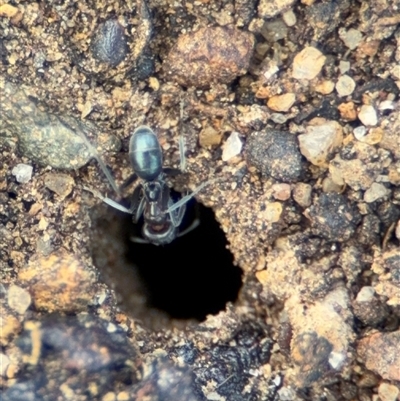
{"left": 91, "top": 196, "right": 243, "bottom": 326}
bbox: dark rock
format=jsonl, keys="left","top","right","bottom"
{"left": 246, "top": 129, "right": 308, "bottom": 183}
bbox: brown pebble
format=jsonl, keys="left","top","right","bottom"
{"left": 272, "top": 183, "right": 291, "bottom": 201}
{"left": 44, "top": 173, "right": 75, "bottom": 199}
{"left": 338, "top": 102, "right": 357, "bottom": 121}
{"left": 267, "top": 93, "right": 296, "bottom": 112}
{"left": 18, "top": 251, "right": 97, "bottom": 313}
{"left": 0, "top": 4, "right": 19, "bottom": 18}
{"left": 199, "top": 126, "right": 223, "bottom": 148}
{"left": 357, "top": 331, "right": 400, "bottom": 381}
{"left": 165, "top": 26, "right": 255, "bottom": 88}
{"left": 293, "top": 183, "right": 312, "bottom": 207}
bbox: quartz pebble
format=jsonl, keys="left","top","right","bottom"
{"left": 282, "top": 9, "right": 296, "bottom": 26}
{"left": 364, "top": 182, "right": 389, "bottom": 203}
{"left": 353, "top": 126, "right": 367, "bottom": 141}
{"left": 222, "top": 132, "right": 243, "bottom": 162}
{"left": 339, "top": 60, "right": 350, "bottom": 74}
{"left": 258, "top": 0, "right": 296, "bottom": 18}
{"left": 292, "top": 47, "right": 326, "bottom": 80}
{"left": 293, "top": 183, "right": 312, "bottom": 207}
{"left": 314, "top": 80, "right": 335, "bottom": 94}
{"left": 267, "top": 93, "right": 296, "bottom": 112}
{"left": 358, "top": 105, "right": 378, "bottom": 126}
{"left": 272, "top": 183, "right": 291, "bottom": 201}
{"left": 7, "top": 285, "right": 31, "bottom": 315}
{"left": 0, "top": 353, "right": 10, "bottom": 377}
{"left": 335, "top": 75, "right": 356, "bottom": 97}
{"left": 378, "top": 383, "right": 399, "bottom": 401}
{"left": 298, "top": 119, "right": 343, "bottom": 167}
{"left": 339, "top": 28, "right": 363, "bottom": 50}
{"left": 11, "top": 164, "right": 33, "bottom": 183}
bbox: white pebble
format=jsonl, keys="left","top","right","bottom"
{"left": 378, "top": 383, "right": 399, "bottom": 401}
{"left": 282, "top": 9, "right": 296, "bottom": 26}
{"left": 339, "top": 28, "right": 363, "bottom": 50}
{"left": 358, "top": 105, "right": 378, "bottom": 126}
{"left": 335, "top": 75, "right": 356, "bottom": 97}
{"left": 364, "top": 183, "right": 389, "bottom": 203}
{"left": 292, "top": 47, "right": 326, "bottom": 80}
{"left": 11, "top": 163, "right": 33, "bottom": 183}
{"left": 339, "top": 60, "right": 350, "bottom": 74}
{"left": 222, "top": 132, "right": 242, "bottom": 162}
{"left": 0, "top": 353, "right": 10, "bottom": 377}
{"left": 353, "top": 126, "right": 367, "bottom": 141}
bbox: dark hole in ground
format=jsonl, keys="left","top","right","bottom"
{"left": 125, "top": 196, "right": 243, "bottom": 321}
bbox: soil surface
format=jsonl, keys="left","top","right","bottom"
{"left": 1, "top": 0, "right": 400, "bottom": 400}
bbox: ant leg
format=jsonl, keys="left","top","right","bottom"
{"left": 83, "top": 187, "right": 132, "bottom": 214}
{"left": 177, "top": 218, "right": 200, "bottom": 237}
{"left": 162, "top": 167, "right": 181, "bottom": 176}
{"left": 119, "top": 173, "right": 138, "bottom": 191}
{"left": 165, "top": 178, "right": 218, "bottom": 214}
{"left": 129, "top": 185, "right": 145, "bottom": 223}
{"left": 168, "top": 195, "right": 187, "bottom": 228}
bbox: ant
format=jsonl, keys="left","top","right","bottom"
{"left": 86, "top": 125, "right": 214, "bottom": 245}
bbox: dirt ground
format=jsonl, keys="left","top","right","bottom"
{"left": 1, "top": 0, "right": 400, "bottom": 400}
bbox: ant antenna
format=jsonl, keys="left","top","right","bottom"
{"left": 58, "top": 116, "right": 121, "bottom": 196}
{"left": 179, "top": 98, "right": 186, "bottom": 173}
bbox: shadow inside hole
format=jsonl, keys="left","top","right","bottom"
{"left": 90, "top": 192, "right": 243, "bottom": 325}
{"left": 126, "top": 196, "right": 243, "bottom": 321}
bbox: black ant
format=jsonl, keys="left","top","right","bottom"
{"left": 86, "top": 126, "right": 213, "bottom": 245}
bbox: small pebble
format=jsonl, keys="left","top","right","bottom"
{"left": 0, "top": 353, "right": 10, "bottom": 377}
{"left": 246, "top": 129, "right": 307, "bottom": 183}
{"left": 18, "top": 251, "right": 97, "bottom": 313}
{"left": 314, "top": 80, "right": 335, "bottom": 94}
{"left": 258, "top": 0, "right": 296, "bottom": 18}
{"left": 44, "top": 173, "right": 75, "bottom": 199}
{"left": 357, "top": 331, "right": 400, "bottom": 381}
{"left": 358, "top": 105, "right": 378, "bottom": 126}
{"left": 272, "top": 183, "right": 291, "bottom": 201}
{"left": 222, "top": 132, "right": 243, "bottom": 162}
{"left": 277, "top": 387, "right": 296, "bottom": 401}
{"left": 269, "top": 113, "right": 289, "bottom": 124}
{"left": 335, "top": 75, "right": 356, "bottom": 97}
{"left": 199, "top": 126, "right": 223, "bottom": 148}
{"left": 306, "top": 193, "right": 361, "bottom": 241}
{"left": 338, "top": 101, "right": 357, "bottom": 121}
{"left": 7, "top": 285, "right": 31, "bottom": 315}
{"left": 339, "top": 60, "right": 350, "bottom": 74}
{"left": 378, "top": 100, "right": 394, "bottom": 111}
{"left": 339, "top": 28, "right": 363, "bottom": 50}
{"left": 292, "top": 46, "right": 326, "bottom": 80}
{"left": 378, "top": 383, "right": 399, "bottom": 401}
{"left": 0, "top": 4, "right": 19, "bottom": 18}
{"left": 91, "top": 20, "right": 128, "bottom": 67}
{"left": 261, "top": 20, "right": 288, "bottom": 42}
{"left": 293, "top": 183, "right": 312, "bottom": 207}
{"left": 364, "top": 182, "right": 389, "bottom": 203}
{"left": 267, "top": 93, "right": 296, "bottom": 112}
{"left": 282, "top": 9, "right": 296, "bottom": 26}
{"left": 165, "top": 26, "right": 254, "bottom": 88}
{"left": 298, "top": 119, "right": 343, "bottom": 167}
{"left": 353, "top": 126, "right": 367, "bottom": 141}
{"left": 11, "top": 164, "right": 33, "bottom": 183}
{"left": 352, "top": 286, "right": 388, "bottom": 326}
